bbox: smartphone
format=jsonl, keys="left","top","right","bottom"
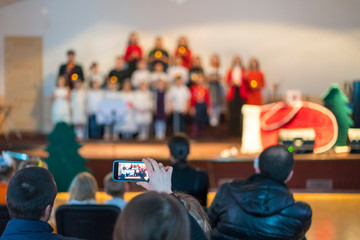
{"left": 112, "top": 160, "right": 149, "bottom": 182}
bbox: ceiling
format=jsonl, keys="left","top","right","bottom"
{"left": 0, "top": 0, "right": 26, "bottom": 8}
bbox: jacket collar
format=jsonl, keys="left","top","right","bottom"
{"left": 3, "top": 219, "right": 54, "bottom": 234}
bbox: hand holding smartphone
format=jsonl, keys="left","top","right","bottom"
{"left": 112, "top": 160, "right": 149, "bottom": 182}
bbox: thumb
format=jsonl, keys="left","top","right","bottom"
{"left": 166, "top": 166, "right": 173, "bottom": 177}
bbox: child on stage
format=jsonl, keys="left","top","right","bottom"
{"left": 86, "top": 76, "right": 104, "bottom": 139}
{"left": 134, "top": 82, "right": 153, "bottom": 141}
{"left": 51, "top": 75, "right": 71, "bottom": 125}
{"left": 167, "top": 56, "right": 189, "bottom": 85}
{"left": 153, "top": 78, "right": 168, "bottom": 140}
{"left": 124, "top": 32, "right": 143, "bottom": 76}
{"left": 150, "top": 62, "right": 169, "bottom": 88}
{"left": 131, "top": 60, "right": 151, "bottom": 89}
{"left": 190, "top": 74, "right": 211, "bottom": 139}
{"left": 246, "top": 58, "right": 265, "bottom": 105}
{"left": 118, "top": 80, "right": 137, "bottom": 140}
{"left": 103, "top": 79, "right": 122, "bottom": 140}
{"left": 71, "top": 80, "right": 86, "bottom": 140}
{"left": 174, "top": 36, "right": 192, "bottom": 69}
{"left": 206, "top": 54, "right": 225, "bottom": 127}
{"left": 167, "top": 76, "right": 191, "bottom": 133}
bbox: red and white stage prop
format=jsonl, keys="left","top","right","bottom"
{"left": 241, "top": 101, "right": 338, "bottom": 154}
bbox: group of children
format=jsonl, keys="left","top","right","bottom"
{"left": 52, "top": 33, "right": 265, "bottom": 141}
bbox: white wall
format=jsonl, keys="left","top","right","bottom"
{"left": 0, "top": 0, "right": 360, "bottom": 131}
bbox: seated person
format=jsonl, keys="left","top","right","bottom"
{"left": 18, "top": 156, "right": 48, "bottom": 170}
{"left": 103, "top": 172, "right": 127, "bottom": 210}
{"left": 0, "top": 151, "right": 15, "bottom": 205}
{"left": 0, "top": 167, "right": 77, "bottom": 239}
{"left": 177, "top": 193, "right": 211, "bottom": 239}
{"left": 168, "top": 134, "right": 209, "bottom": 207}
{"left": 67, "top": 172, "right": 98, "bottom": 205}
{"left": 208, "top": 145, "right": 312, "bottom": 240}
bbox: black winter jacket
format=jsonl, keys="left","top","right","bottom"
{"left": 207, "top": 174, "right": 312, "bottom": 240}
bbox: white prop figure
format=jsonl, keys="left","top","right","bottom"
{"left": 241, "top": 104, "right": 262, "bottom": 154}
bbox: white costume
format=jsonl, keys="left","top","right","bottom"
{"left": 71, "top": 88, "right": 86, "bottom": 125}
{"left": 166, "top": 85, "right": 191, "bottom": 113}
{"left": 150, "top": 72, "right": 170, "bottom": 84}
{"left": 131, "top": 69, "right": 151, "bottom": 88}
{"left": 51, "top": 87, "right": 70, "bottom": 125}
{"left": 86, "top": 89, "right": 104, "bottom": 115}
{"left": 134, "top": 90, "right": 153, "bottom": 140}
{"left": 117, "top": 91, "right": 137, "bottom": 133}
{"left": 167, "top": 65, "right": 189, "bottom": 84}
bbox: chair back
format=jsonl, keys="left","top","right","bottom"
{"left": 56, "top": 204, "right": 120, "bottom": 240}
{"left": 0, "top": 205, "right": 10, "bottom": 236}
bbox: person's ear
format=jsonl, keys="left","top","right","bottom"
{"left": 40, "top": 205, "right": 52, "bottom": 222}
{"left": 285, "top": 170, "right": 294, "bottom": 183}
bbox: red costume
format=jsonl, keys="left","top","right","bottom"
{"left": 246, "top": 70, "right": 265, "bottom": 105}
{"left": 174, "top": 46, "right": 192, "bottom": 69}
{"left": 226, "top": 68, "right": 248, "bottom": 101}
{"left": 190, "top": 85, "right": 211, "bottom": 108}
{"left": 124, "top": 44, "right": 142, "bottom": 62}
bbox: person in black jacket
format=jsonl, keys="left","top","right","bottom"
{"left": 169, "top": 134, "right": 209, "bottom": 207}
{"left": 58, "top": 50, "right": 84, "bottom": 89}
{"left": 208, "top": 145, "right": 312, "bottom": 240}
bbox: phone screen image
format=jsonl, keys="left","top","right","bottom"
{"left": 113, "top": 160, "right": 149, "bottom": 182}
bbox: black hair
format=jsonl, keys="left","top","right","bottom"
{"left": 67, "top": 49, "right": 75, "bottom": 55}
{"left": 168, "top": 134, "right": 190, "bottom": 163}
{"left": 259, "top": 145, "right": 294, "bottom": 183}
{"left": 6, "top": 167, "right": 57, "bottom": 220}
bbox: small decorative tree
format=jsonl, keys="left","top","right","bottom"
{"left": 322, "top": 83, "right": 353, "bottom": 147}
{"left": 45, "top": 122, "right": 89, "bottom": 192}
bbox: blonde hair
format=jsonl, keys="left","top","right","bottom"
{"left": 68, "top": 172, "right": 98, "bottom": 201}
{"left": 177, "top": 193, "right": 212, "bottom": 238}
{"left": 103, "top": 172, "right": 126, "bottom": 198}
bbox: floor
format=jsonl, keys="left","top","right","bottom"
{"left": 54, "top": 192, "right": 360, "bottom": 240}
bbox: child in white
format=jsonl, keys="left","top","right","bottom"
{"left": 131, "top": 60, "right": 151, "bottom": 89}
{"left": 134, "top": 82, "right": 153, "bottom": 141}
{"left": 52, "top": 76, "right": 71, "bottom": 125}
{"left": 167, "top": 76, "right": 191, "bottom": 133}
{"left": 150, "top": 62, "right": 169, "bottom": 88}
{"left": 87, "top": 62, "right": 105, "bottom": 89}
{"left": 71, "top": 80, "right": 86, "bottom": 140}
{"left": 118, "top": 80, "right": 137, "bottom": 140}
{"left": 103, "top": 80, "right": 122, "bottom": 140}
{"left": 167, "top": 56, "right": 189, "bottom": 84}
{"left": 86, "top": 76, "right": 104, "bottom": 139}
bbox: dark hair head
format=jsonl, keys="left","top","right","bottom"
{"left": 6, "top": 167, "right": 57, "bottom": 220}
{"left": 168, "top": 133, "right": 190, "bottom": 163}
{"left": 114, "top": 191, "right": 190, "bottom": 240}
{"left": 67, "top": 49, "right": 75, "bottom": 56}
{"left": 259, "top": 145, "right": 294, "bottom": 183}
{"left": 103, "top": 172, "right": 126, "bottom": 198}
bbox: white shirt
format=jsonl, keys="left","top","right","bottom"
{"left": 131, "top": 69, "right": 151, "bottom": 88}
{"left": 86, "top": 89, "right": 104, "bottom": 114}
{"left": 167, "top": 85, "right": 191, "bottom": 112}
{"left": 150, "top": 72, "right": 169, "bottom": 83}
{"left": 167, "top": 65, "right": 189, "bottom": 84}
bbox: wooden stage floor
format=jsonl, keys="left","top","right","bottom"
{"left": 52, "top": 192, "right": 360, "bottom": 240}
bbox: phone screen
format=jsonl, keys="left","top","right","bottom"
{"left": 113, "top": 160, "right": 149, "bottom": 182}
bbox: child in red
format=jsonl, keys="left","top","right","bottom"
{"left": 190, "top": 74, "right": 211, "bottom": 139}
{"left": 246, "top": 58, "right": 265, "bottom": 105}
{"left": 124, "top": 32, "right": 143, "bottom": 76}
{"left": 174, "top": 36, "right": 192, "bottom": 69}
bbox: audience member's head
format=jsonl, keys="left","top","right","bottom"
{"left": 68, "top": 172, "right": 98, "bottom": 202}
{"left": 18, "top": 157, "right": 48, "bottom": 170}
{"left": 6, "top": 167, "right": 57, "bottom": 221}
{"left": 258, "top": 145, "right": 294, "bottom": 183}
{"left": 177, "top": 192, "right": 211, "bottom": 238}
{"left": 0, "top": 152, "right": 15, "bottom": 183}
{"left": 103, "top": 172, "right": 126, "bottom": 199}
{"left": 114, "top": 191, "right": 190, "bottom": 240}
{"left": 168, "top": 133, "right": 190, "bottom": 164}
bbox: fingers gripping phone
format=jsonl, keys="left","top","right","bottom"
{"left": 113, "top": 160, "right": 149, "bottom": 182}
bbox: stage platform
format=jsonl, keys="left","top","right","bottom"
{"left": 7, "top": 139, "right": 360, "bottom": 191}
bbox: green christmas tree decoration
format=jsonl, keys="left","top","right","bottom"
{"left": 45, "top": 122, "right": 90, "bottom": 192}
{"left": 322, "top": 83, "right": 354, "bottom": 147}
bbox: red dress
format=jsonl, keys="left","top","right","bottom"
{"left": 246, "top": 70, "right": 265, "bottom": 105}
{"left": 124, "top": 44, "right": 143, "bottom": 62}
{"left": 226, "top": 68, "right": 248, "bottom": 101}
{"left": 174, "top": 46, "right": 192, "bottom": 69}
{"left": 190, "top": 84, "right": 211, "bottom": 108}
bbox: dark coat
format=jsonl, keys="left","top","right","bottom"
{"left": 171, "top": 162, "right": 209, "bottom": 207}
{"left": 0, "top": 219, "right": 77, "bottom": 240}
{"left": 208, "top": 174, "right": 312, "bottom": 240}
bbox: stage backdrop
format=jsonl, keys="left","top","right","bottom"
{"left": 0, "top": 0, "right": 359, "bottom": 132}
